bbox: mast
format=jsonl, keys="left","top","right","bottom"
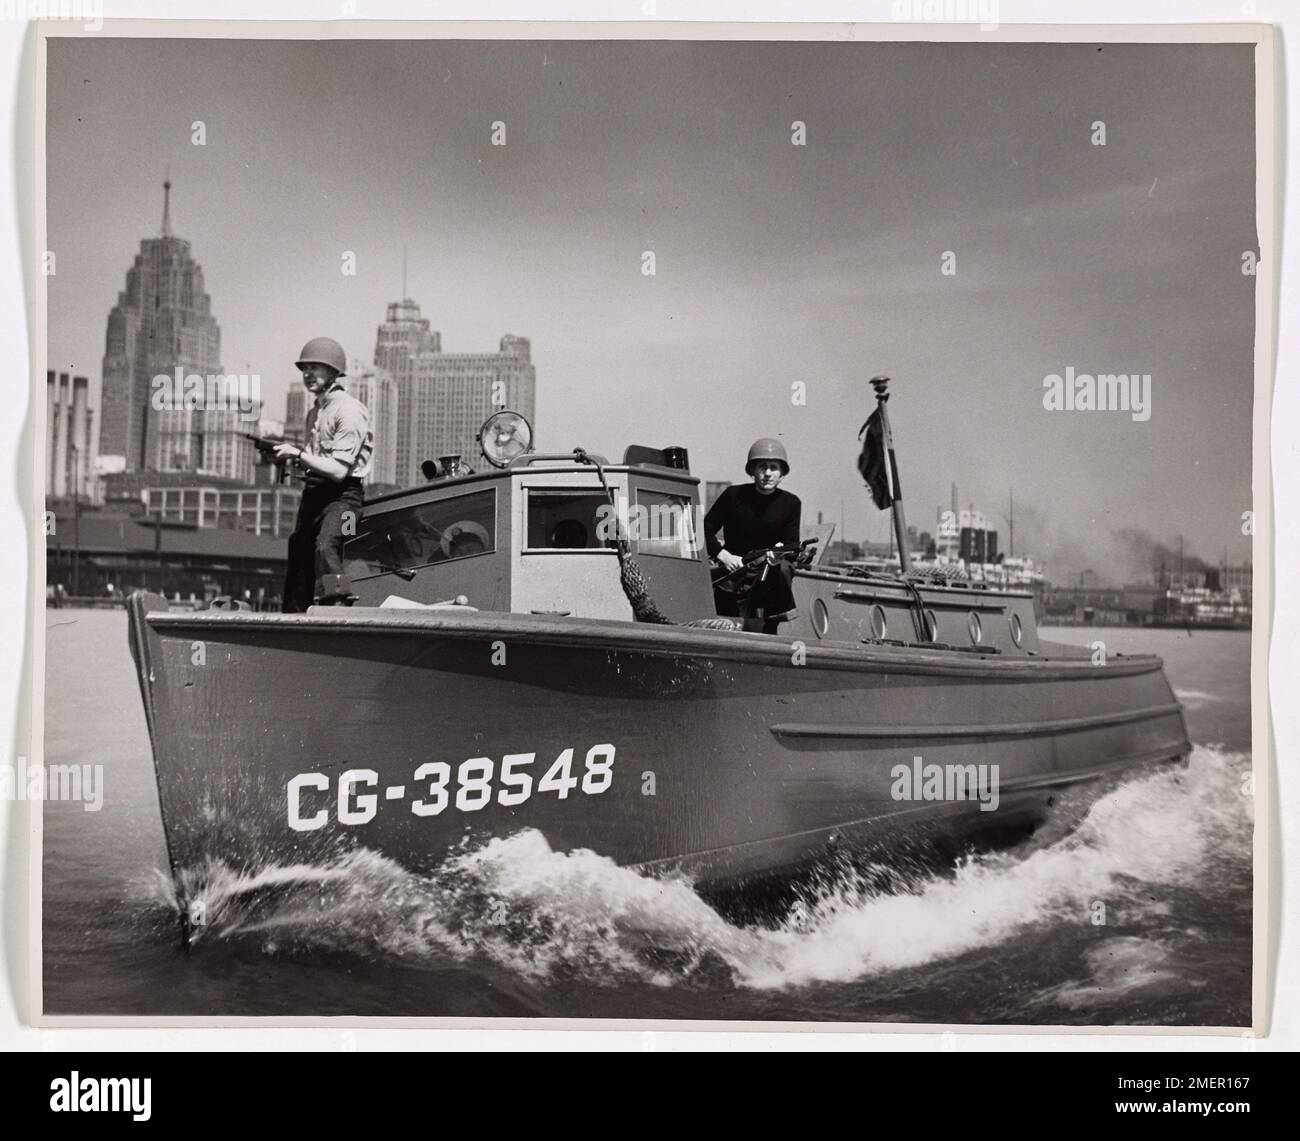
{"left": 870, "top": 376, "right": 912, "bottom": 574}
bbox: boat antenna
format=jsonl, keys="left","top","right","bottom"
{"left": 870, "top": 376, "right": 913, "bottom": 574}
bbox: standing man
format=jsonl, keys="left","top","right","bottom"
{"left": 276, "top": 337, "right": 373, "bottom": 611}
{"left": 705, "top": 438, "right": 802, "bottom": 631}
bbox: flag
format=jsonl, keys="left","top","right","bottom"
{"left": 857, "top": 409, "right": 893, "bottom": 509}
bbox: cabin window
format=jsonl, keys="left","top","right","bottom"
{"left": 343, "top": 489, "right": 496, "bottom": 576}
{"left": 525, "top": 491, "right": 619, "bottom": 551}
{"left": 812, "top": 598, "right": 830, "bottom": 639}
{"left": 1009, "top": 612, "right": 1024, "bottom": 646}
{"left": 631, "top": 490, "right": 702, "bottom": 561}
{"left": 869, "top": 604, "right": 888, "bottom": 640}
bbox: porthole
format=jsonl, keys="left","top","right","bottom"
{"left": 870, "top": 604, "right": 888, "bottom": 640}
{"left": 1009, "top": 612, "right": 1023, "bottom": 647}
{"left": 967, "top": 611, "right": 983, "bottom": 645}
{"left": 812, "top": 598, "right": 830, "bottom": 639}
{"left": 924, "top": 608, "right": 938, "bottom": 641}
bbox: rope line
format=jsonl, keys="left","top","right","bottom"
{"left": 572, "top": 448, "right": 673, "bottom": 624}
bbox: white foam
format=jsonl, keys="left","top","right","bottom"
{"left": 161, "top": 746, "right": 1251, "bottom": 990}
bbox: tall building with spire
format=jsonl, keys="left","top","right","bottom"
{"left": 373, "top": 297, "right": 536, "bottom": 485}
{"left": 99, "top": 176, "right": 232, "bottom": 475}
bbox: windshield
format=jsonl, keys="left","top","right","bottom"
{"left": 344, "top": 489, "right": 496, "bottom": 576}
{"left": 525, "top": 490, "right": 619, "bottom": 551}
{"left": 632, "top": 489, "right": 702, "bottom": 560}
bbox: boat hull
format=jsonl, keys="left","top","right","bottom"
{"left": 127, "top": 594, "right": 1191, "bottom": 900}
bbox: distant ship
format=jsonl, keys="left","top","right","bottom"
{"left": 1151, "top": 584, "right": 1252, "bottom": 630}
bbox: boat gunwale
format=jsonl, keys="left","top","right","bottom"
{"left": 796, "top": 566, "right": 1038, "bottom": 600}
{"left": 138, "top": 606, "right": 1172, "bottom": 681}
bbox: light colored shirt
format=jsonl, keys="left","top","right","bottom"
{"left": 304, "top": 384, "right": 373, "bottom": 481}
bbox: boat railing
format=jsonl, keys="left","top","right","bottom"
{"left": 509, "top": 451, "right": 612, "bottom": 468}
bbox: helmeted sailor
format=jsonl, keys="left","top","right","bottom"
{"left": 704, "top": 438, "right": 802, "bottom": 630}
{"left": 276, "top": 337, "right": 374, "bottom": 611}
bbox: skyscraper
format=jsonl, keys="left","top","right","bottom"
{"left": 372, "top": 298, "right": 439, "bottom": 483}
{"left": 373, "top": 298, "right": 536, "bottom": 485}
{"left": 284, "top": 384, "right": 308, "bottom": 449}
{"left": 99, "top": 177, "right": 236, "bottom": 475}
{"left": 346, "top": 360, "right": 399, "bottom": 488}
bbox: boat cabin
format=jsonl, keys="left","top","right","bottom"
{"left": 344, "top": 448, "right": 716, "bottom": 623}
{"left": 343, "top": 444, "right": 1043, "bottom": 658}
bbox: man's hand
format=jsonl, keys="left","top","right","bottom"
{"left": 273, "top": 443, "right": 303, "bottom": 461}
{"left": 718, "top": 550, "right": 745, "bottom": 572}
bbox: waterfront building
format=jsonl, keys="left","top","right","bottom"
{"left": 142, "top": 485, "right": 301, "bottom": 539}
{"left": 101, "top": 463, "right": 301, "bottom": 540}
{"left": 46, "top": 510, "right": 286, "bottom": 607}
{"left": 46, "top": 371, "right": 98, "bottom": 502}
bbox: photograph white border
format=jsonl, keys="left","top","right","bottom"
{"left": 6, "top": 5, "right": 1283, "bottom": 1050}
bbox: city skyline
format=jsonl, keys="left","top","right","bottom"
{"left": 46, "top": 38, "right": 1257, "bottom": 583}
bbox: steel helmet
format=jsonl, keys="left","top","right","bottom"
{"left": 746, "top": 437, "right": 790, "bottom": 475}
{"left": 295, "top": 337, "right": 347, "bottom": 377}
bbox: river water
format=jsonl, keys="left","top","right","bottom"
{"left": 41, "top": 612, "right": 1253, "bottom": 1025}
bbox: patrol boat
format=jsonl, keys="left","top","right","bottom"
{"left": 127, "top": 389, "right": 1191, "bottom": 920}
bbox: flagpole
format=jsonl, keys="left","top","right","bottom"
{"left": 870, "top": 375, "right": 912, "bottom": 574}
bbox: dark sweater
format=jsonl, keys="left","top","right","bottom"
{"left": 704, "top": 485, "right": 802, "bottom": 559}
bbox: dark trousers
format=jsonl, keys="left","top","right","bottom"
{"left": 713, "top": 559, "right": 798, "bottom": 631}
{"left": 282, "top": 478, "right": 365, "bottom": 613}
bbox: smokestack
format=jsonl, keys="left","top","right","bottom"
{"left": 51, "top": 372, "right": 70, "bottom": 498}
{"left": 46, "top": 371, "right": 59, "bottom": 494}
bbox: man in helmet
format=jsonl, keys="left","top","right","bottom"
{"left": 704, "top": 438, "right": 802, "bottom": 631}
{"left": 275, "top": 337, "right": 374, "bottom": 611}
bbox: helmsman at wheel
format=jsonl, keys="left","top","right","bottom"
{"left": 276, "top": 337, "right": 374, "bottom": 611}
{"left": 704, "top": 437, "right": 802, "bottom": 631}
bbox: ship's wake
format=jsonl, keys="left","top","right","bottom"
{"left": 151, "top": 745, "right": 1251, "bottom": 992}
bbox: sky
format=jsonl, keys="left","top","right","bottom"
{"left": 46, "top": 37, "right": 1258, "bottom": 584}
